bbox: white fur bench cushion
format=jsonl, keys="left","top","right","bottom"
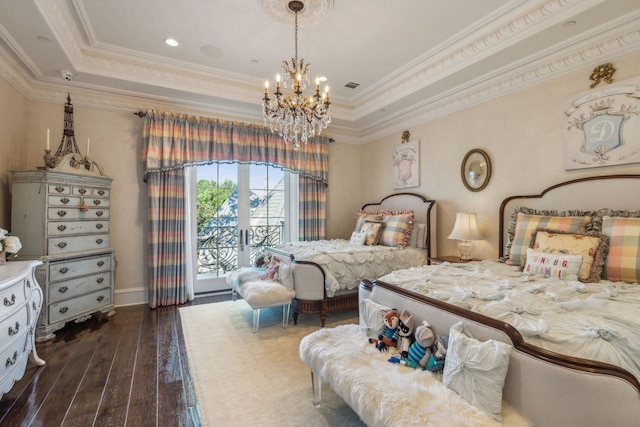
{"left": 237, "top": 280, "right": 294, "bottom": 309}
{"left": 299, "top": 324, "right": 531, "bottom": 427}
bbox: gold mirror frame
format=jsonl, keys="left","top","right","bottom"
{"left": 461, "top": 149, "right": 491, "bottom": 192}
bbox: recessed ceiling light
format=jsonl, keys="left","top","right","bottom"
{"left": 165, "top": 38, "right": 179, "bottom": 47}
{"left": 563, "top": 20, "right": 577, "bottom": 27}
{"left": 36, "top": 36, "right": 50, "bottom": 43}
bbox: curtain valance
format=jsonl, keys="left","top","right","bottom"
{"left": 142, "top": 110, "right": 329, "bottom": 185}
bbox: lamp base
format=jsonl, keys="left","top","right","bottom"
{"left": 457, "top": 240, "right": 475, "bottom": 261}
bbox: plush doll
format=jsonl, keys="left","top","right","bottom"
{"left": 426, "top": 335, "right": 449, "bottom": 372}
{"left": 369, "top": 309, "right": 400, "bottom": 352}
{"left": 389, "top": 320, "right": 436, "bottom": 369}
{"left": 262, "top": 256, "right": 281, "bottom": 280}
{"left": 395, "top": 310, "right": 415, "bottom": 358}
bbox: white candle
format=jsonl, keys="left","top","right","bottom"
{"left": 86, "top": 138, "right": 90, "bottom": 156}
{"left": 46, "top": 129, "right": 50, "bottom": 150}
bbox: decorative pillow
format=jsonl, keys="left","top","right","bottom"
{"left": 354, "top": 210, "right": 383, "bottom": 233}
{"left": 361, "top": 221, "right": 383, "bottom": 246}
{"left": 522, "top": 248, "right": 583, "bottom": 281}
{"left": 407, "top": 222, "right": 426, "bottom": 248}
{"left": 261, "top": 257, "right": 280, "bottom": 281}
{"left": 359, "top": 299, "right": 392, "bottom": 337}
{"left": 349, "top": 231, "right": 367, "bottom": 245}
{"left": 507, "top": 212, "right": 591, "bottom": 266}
{"left": 277, "top": 263, "right": 294, "bottom": 290}
{"left": 602, "top": 215, "right": 640, "bottom": 284}
{"left": 442, "top": 321, "right": 512, "bottom": 421}
{"left": 379, "top": 211, "right": 414, "bottom": 247}
{"left": 530, "top": 229, "right": 608, "bottom": 282}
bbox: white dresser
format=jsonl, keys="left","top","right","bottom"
{"left": 11, "top": 166, "right": 116, "bottom": 341}
{"left": 0, "top": 260, "right": 45, "bottom": 399}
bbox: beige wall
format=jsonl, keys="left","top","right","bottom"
{"left": 360, "top": 50, "right": 640, "bottom": 260}
{"left": 2, "top": 49, "right": 639, "bottom": 305}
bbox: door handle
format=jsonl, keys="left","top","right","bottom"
{"left": 239, "top": 229, "right": 244, "bottom": 251}
{"left": 245, "top": 228, "right": 249, "bottom": 246}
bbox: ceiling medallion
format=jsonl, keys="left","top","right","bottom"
{"left": 260, "top": 0, "right": 334, "bottom": 26}
{"left": 262, "top": 1, "right": 332, "bottom": 147}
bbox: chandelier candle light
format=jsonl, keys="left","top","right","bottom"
{"left": 447, "top": 212, "right": 483, "bottom": 261}
{"left": 262, "top": 0, "right": 331, "bottom": 147}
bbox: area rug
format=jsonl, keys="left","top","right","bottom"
{"left": 179, "top": 300, "right": 364, "bottom": 427}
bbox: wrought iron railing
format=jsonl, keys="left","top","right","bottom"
{"left": 196, "top": 223, "right": 284, "bottom": 275}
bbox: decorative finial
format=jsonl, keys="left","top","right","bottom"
{"left": 401, "top": 131, "right": 411, "bottom": 144}
{"left": 589, "top": 63, "right": 616, "bottom": 89}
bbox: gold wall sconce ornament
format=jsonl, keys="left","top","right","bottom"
{"left": 401, "top": 130, "right": 411, "bottom": 144}
{"left": 589, "top": 63, "right": 616, "bottom": 89}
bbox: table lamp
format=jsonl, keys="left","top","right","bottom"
{"left": 447, "top": 212, "right": 482, "bottom": 261}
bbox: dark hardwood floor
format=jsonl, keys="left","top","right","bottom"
{"left": 0, "top": 294, "right": 230, "bottom": 427}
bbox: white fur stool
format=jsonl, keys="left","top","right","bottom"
{"left": 233, "top": 280, "right": 295, "bottom": 333}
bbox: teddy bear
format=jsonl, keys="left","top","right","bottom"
{"left": 426, "top": 335, "right": 449, "bottom": 372}
{"left": 389, "top": 320, "right": 436, "bottom": 369}
{"left": 368, "top": 309, "right": 400, "bottom": 352}
{"left": 395, "top": 310, "right": 415, "bottom": 358}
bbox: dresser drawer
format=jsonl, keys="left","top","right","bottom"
{"left": 0, "top": 330, "right": 28, "bottom": 383}
{"left": 48, "top": 195, "right": 82, "bottom": 207}
{"left": 49, "top": 254, "right": 112, "bottom": 281}
{"left": 48, "top": 184, "right": 71, "bottom": 195}
{"left": 0, "top": 305, "right": 28, "bottom": 354}
{"left": 47, "top": 221, "right": 110, "bottom": 236}
{"left": 48, "top": 288, "right": 112, "bottom": 324}
{"left": 73, "top": 187, "right": 110, "bottom": 198}
{"left": 0, "top": 279, "right": 27, "bottom": 314}
{"left": 48, "top": 234, "right": 110, "bottom": 255}
{"left": 48, "top": 207, "right": 110, "bottom": 220}
{"left": 84, "top": 197, "right": 110, "bottom": 208}
{"left": 49, "top": 272, "right": 111, "bottom": 303}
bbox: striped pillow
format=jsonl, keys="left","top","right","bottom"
{"left": 379, "top": 211, "right": 414, "bottom": 247}
{"left": 507, "top": 212, "right": 591, "bottom": 266}
{"left": 602, "top": 215, "right": 640, "bottom": 284}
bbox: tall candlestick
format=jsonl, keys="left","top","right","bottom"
{"left": 86, "top": 138, "right": 90, "bottom": 156}
{"left": 46, "top": 128, "right": 50, "bottom": 150}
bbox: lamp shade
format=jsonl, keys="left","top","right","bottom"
{"left": 447, "top": 212, "right": 482, "bottom": 241}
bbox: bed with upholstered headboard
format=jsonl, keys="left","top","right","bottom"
{"left": 361, "top": 174, "right": 640, "bottom": 426}
{"left": 265, "top": 192, "right": 436, "bottom": 326}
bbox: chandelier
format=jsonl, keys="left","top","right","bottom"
{"left": 262, "top": 0, "right": 331, "bottom": 147}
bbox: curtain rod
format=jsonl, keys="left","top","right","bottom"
{"left": 132, "top": 111, "right": 333, "bottom": 142}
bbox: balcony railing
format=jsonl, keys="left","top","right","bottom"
{"left": 196, "top": 223, "right": 284, "bottom": 275}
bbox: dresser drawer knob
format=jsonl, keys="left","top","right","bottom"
{"left": 96, "top": 224, "right": 104, "bottom": 230}
{"left": 55, "top": 186, "right": 65, "bottom": 193}
{"left": 4, "top": 295, "right": 16, "bottom": 306}
{"left": 98, "top": 190, "right": 105, "bottom": 196}
{"left": 59, "top": 286, "right": 68, "bottom": 293}
{"left": 8, "top": 322, "right": 20, "bottom": 336}
{"left": 57, "top": 210, "right": 67, "bottom": 217}
{"left": 56, "top": 242, "right": 68, "bottom": 249}
{"left": 59, "top": 307, "right": 69, "bottom": 314}
{"left": 57, "top": 225, "right": 67, "bottom": 231}
{"left": 96, "top": 239, "right": 104, "bottom": 245}
{"left": 96, "top": 278, "right": 104, "bottom": 284}
{"left": 97, "top": 261, "right": 105, "bottom": 267}
{"left": 79, "top": 188, "right": 87, "bottom": 194}
{"left": 5, "top": 351, "right": 17, "bottom": 367}
{"left": 93, "top": 200, "right": 101, "bottom": 206}
{"left": 97, "top": 295, "right": 105, "bottom": 302}
{"left": 96, "top": 211, "right": 104, "bottom": 217}
{"left": 61, "top": 197, "right": 70, "bottom": 204}
{"left": 59, "top": 267, "right": 69, "bottom": 274}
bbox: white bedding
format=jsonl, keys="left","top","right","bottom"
{"left": 272, "top": 239, "right": 427, "bottom": 297}
{"left": 377, "top": 260, "right": 640, "bottom": 382}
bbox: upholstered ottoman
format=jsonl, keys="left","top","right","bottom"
{"left": 234, "top": 280, "right": 295, "bottom": 333}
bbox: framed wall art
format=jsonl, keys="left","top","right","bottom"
{"left": 393, "top": 140, "right": 419, "bottom": 189}
{"left": 461, "top": 149, "right": 491, "bottom": 192}
{"left": 564, "top": 76, "right": 640, "bottom": 170}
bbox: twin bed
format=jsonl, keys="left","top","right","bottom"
{"left": 362, "top": 174, "right": 640, "bottom": 426}
{"left": 264, "top": 192, "right": 436, "bottom": 326}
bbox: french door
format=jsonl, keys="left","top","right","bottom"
{"left": 192, "top": 162, "right": 298, "bottom": 294}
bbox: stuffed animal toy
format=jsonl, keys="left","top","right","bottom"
{"left": 426, "top": 335, "right": 449, "bottom": 372}
{"left": 262, "top": 256, "right": 281, "bottom": 280}
{"left": 395, "top": 310, "right": 415, "bottom": 358}
{"left": 389, "top": 320, "right": 436, "bottom": 369}
{"left": 369, "top": 309, "right": 400, "bottom": 352}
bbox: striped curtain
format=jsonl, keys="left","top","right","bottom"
{"left": 142, "top": 110, "right": 329, "bottom": 307}
{"left": 299, "top": 176, "right": 326, "bottom": 240}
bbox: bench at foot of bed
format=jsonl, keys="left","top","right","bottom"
{"left": 299, "top": 324, "right": 530, "bottom": 427}
{"left": 291, "top": 291, "right": 359, "bottom": 327}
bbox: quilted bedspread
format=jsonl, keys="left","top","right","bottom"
{"left": 377, "top": 260, "right": 640, "bottom": 382}
{"left": 272, "top": 240, "right": 427, "bottom": 297}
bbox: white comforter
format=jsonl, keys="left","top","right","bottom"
{"left": 272, "top": 240, "right": 427, "bottom": 297}
{"left": 377, "top": 260, "right": 640, "bottom": 382}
